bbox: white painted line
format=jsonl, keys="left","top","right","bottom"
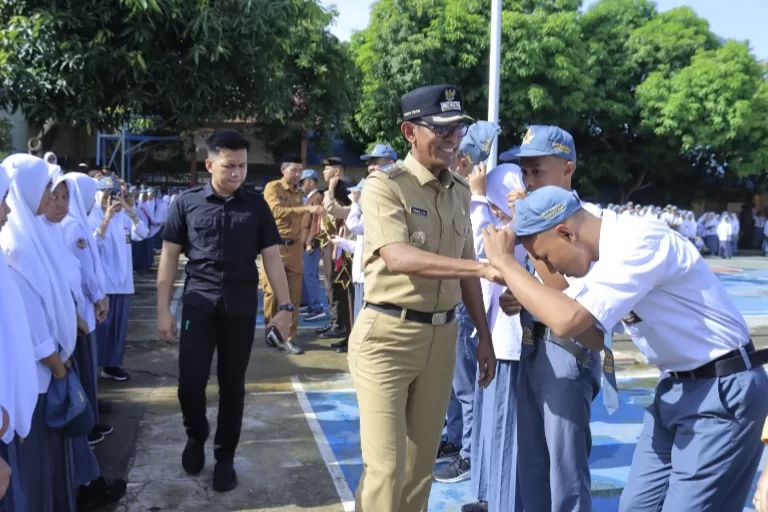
{"left": 291, "top": 376, "right": 356, "bottom": 511}
{"left": 249, "top": 388, "right": 357, "bottom": 397}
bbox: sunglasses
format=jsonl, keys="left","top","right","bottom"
{"left": 413, "top": 122, "right": 469, "bottom": 138}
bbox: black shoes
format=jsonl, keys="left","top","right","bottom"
{"left": 182, "top": 438, "right": 205, "bottom": 475}
{"left": 101, "top": 367, "right": 130, "bottom": 381}
{"left": 331, "top": 340, "right": 348, "bottom": 353}
{"left": 316, "top": 324, "right": 332, "bottom": 334}
{"left": 320, "top": 328, "right": 347, "bottom": 339}
{"left": 461, "top": 502, "right": 489, "bottom": 512}
{"left": 77, "top": 477, "right": 127, "bottom": 509}
{"left": 87, "top": 423, "right": 114, "bottom": 446}
{"left": 435, "top": 440, "right": 461, "bottom": 463}
{"left": 213, "top": 460, "right": 238, "bottom": 492}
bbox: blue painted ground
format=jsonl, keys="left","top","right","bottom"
{"left": 258, "top": 268, "right": 768, "bottom": 328}
{"left": 715, "top": 269, "right": 768, "bottom": 316}
{"left": 306, "top": 382, "right": 767, "bottom": 512}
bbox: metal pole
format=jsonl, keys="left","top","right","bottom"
{"left": 120, "top": 124, "right": 126, "bottom": 180}
{"left": 487, "top": 0, "right": 502, "bottom": 170}
{"left": 96, "top": 131, "right": 101, "bottom": 167}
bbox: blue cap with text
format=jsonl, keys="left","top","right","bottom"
{"left": 513, "top": 186, "right": 582, "bottom": 237}
{"left": 517, "top": 125, "right": 577, "bottom": 163}
{"left": 459, "top": 121, "right": 500, "bottom": 165}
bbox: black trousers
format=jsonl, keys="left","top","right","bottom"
{"left": 322, "top": 244, "right": 354, "bottom": 332}
{"left": 177, "top": 301, "right": 256, "bottom": 462}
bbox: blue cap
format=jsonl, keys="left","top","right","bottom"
{"left": 499, "top": 146, "right": 521, "bottom": 163}
{"left": 97, "top": 176, "right": 121, "bottom": 192}
{"left": 400, "top": 84, "right": 474, "bottom": 125}
{"left": 458, "top": 121, "right": 500, "bottom": 165}
{"left": 361, "top": 144, "right": 397, "bottom": 162}
{"left": 517, "top": 125, "right": 577, "bottom": 163}
{"left": 300, "top": 169, "right": 318, "bottom": 182}
{"left": 513, "top": 186, "right": 582, "bottom": 237}
{"left": 45, "top": 372, "right": 95, "bottom": 438}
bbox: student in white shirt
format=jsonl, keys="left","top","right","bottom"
{"left": 729, "top": 212, "right": 740, "bottom": 256}
{"left": 717, "top": 213, "right": 732, "bottom": 259}
{"left": 702, "top": 212, "right": 719, "bottom": 255}
{"left": 0, "top": 154, "right": 79, "bottom": 512}
{"left": 0, "top": 162, "right": 39, "bottom": 510}
{"left": 754, "top": 213, "right": 765, "bottom": 249}
{"left": 461, "top": 161, "right": 525, "bottom": 512}
{"left": 89, "top": 177, "right": 149, "bottom": 381}
{"left": 483, "top": 185, "right": 768, "bottom": 512}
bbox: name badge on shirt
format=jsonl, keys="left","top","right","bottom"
{"left": 410, "top": 206, "right": 428, "bottom": 217}
{"left": 622, "top": 311, "right": 643, "bottom": 326}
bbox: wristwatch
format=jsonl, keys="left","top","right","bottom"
{"left": 277, "top": 304, "right": 295, "bottom": 313}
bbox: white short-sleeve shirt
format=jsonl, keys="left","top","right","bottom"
{"left": 564, "top": 210, "right": 749, "bottom": 372}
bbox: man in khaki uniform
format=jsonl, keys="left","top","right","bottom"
{"left": 263, "top": 157, "right": 325, "bottom": 354}
{"left": 350, "top": 84, "right": 499, "bottom": 511}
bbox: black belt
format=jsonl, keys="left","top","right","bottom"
{"left": 670, "top": 342, "right": 768, "bottom": 379}
{"left": 278, "top": 239, "right": 297, "bottom": 246}
{"left": 364, "top": 303, "right": 456, "bottom": 326}
{"left": 533, "top": 322, "right": 591, "bottom": 367}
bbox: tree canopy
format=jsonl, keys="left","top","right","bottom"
{"left": 0, "top": 0, "right": 357, "bottom": 151}
{"left": 349, "top": 0, "right": 768, "bottom": 202}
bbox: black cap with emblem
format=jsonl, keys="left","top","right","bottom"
{"left": 400, "top": 84, "right": 475, "bottom": 126}
{"left": 322, "top": 156, "right": 344, "bottom": 167}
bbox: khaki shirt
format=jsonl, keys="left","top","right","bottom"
{"left": 263, "top": 179, "right": 307, "bottom": 242}
{"left": 361, "top": 152, "right": 473, "bottom": 312}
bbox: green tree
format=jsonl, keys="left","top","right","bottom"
{"left": 0, "top": 118, "right": 12, "bottom": 160}
{"left": 349, "top": 0, "right": 593, "bottom": 156}
{"left": 0, "top": 0, "right": 356, "bottom": 152}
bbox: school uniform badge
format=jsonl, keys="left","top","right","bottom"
{"left": 76, "top": 238, "right": 87, "bottom": 249}
{"left": 409, "top": 230, "right": 427, "bottom": 248}
{"left": 622, "top": 311, "right": 642, "bottom": 326}
{"left": 522, "top": 326, "right": 533, "bottom": 345}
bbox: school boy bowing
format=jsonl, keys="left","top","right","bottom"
{"left": 484, "top": 185, "right": 768, "bottom": 512}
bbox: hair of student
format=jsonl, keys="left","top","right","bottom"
{"left": 206, "top": 130, "right": 250, "bottom": 156}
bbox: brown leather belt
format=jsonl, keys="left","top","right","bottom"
{"left": 364, "top": 303, "right": 456, "bottom": 326}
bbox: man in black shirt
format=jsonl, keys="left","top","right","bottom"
{"left": 156, "top": 130, "right": 292, "bottom": 492}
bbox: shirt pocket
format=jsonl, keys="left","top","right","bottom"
{"left": 188, "top": 215, "right": 217, "bottom": 249}
{"left": 453, "top": 216, "right": 471, "bottom": 258}
{"left": 229, "top": 211, "right": 257, "bottom": 257}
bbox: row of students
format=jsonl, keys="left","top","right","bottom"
{"left": 0, "top": 153, "right": 147, "bottom": 510}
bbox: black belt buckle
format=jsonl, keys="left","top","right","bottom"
{"left": 280, "top": 239, "right": 296, "bottom": 246}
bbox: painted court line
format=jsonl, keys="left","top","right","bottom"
{"left": 291, "top": 376, "right": 356, "bottom": 512}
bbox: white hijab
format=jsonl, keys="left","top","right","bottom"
{"left": 40, "top": 165, "right": 85, "bottom": 312}
{"left": 0, "top": 154, "right": 77, "bottom": 360}
{"left": 64, "top": 173, "right": 106, "bottom": 292}
{"left": 89, "top": 189, "right": 130, "bottom": 287}
{"left": 486, "top": 163, "right": 524, "bottom": 219}
{"left": 0, "top": 164, "right": 38, "bottom": 442}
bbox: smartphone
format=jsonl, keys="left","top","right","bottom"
{"left": 266, "top": 326, "right": 284, "bottom": 347}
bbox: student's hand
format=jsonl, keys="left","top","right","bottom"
{"left": 754, "top": 470, "right": 768, "bottom": 512}
{"left": 476, "top": 336, "right": 496, "bottom": 388}
{"left": 351, "top": 189, "right": 361, "bottom": 203}
{"left": 76, "top": 315, "right": 89, "bottom": 336}
{"left": 468, "top": 161, "right": 487, "bottom": 196}
{"left": 506, "top": 189, "right": 526, "bottom": 221}
{"left": 482, "top": 224, "right": 518, "bottom": 269}
{"left": 157, "top": 308, "right": 178, "bottom": 344}
{"left": 0, "top": 455, "right": 10, "bottom": 501}
{"left": 498, "top": 289, "right": 522, "bottom": 316}
{"left": 104, "top": 196, "right": 123, "bottom": 222}
{"left": 308, "top": 204, "right": 326, "bottom": 215}
{"left": 328, "top": 176, "right": 339, "bottom": 192}
{"left": 481, "top": 264, "right": 506, "bottom": 286}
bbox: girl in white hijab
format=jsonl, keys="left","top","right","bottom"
{"left": 88, "top": 176, "right": 148, "bottom": 381}
{"left": 0, "top": 153, "right": 78, "bottom": 511}
{"left": 0, "top": 162, "right": 39, "bottom": 511}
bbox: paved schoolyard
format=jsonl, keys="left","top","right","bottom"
{"left": 100, "top": 256, "right": 768, "bottom": 511}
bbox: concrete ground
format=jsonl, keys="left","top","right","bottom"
{"left": 91, "top": 254, "right": 768, "bottom": 512}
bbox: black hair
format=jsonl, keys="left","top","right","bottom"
{"left": 206, "top": 130, "right": 250, "bottom": 157}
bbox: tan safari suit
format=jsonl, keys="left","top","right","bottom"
{"left": 350, "top": 153, "right": 473, "bottom": 511}
{"left": 262, "top": 179, "right": 308, "bottom": 340}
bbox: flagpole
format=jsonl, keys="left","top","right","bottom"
{"left": 487, "top": 0, "right": 502, "bottom": 169}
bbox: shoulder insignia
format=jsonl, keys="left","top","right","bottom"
{"left": 376, "top": 160, "right": 407, "bottom": 179}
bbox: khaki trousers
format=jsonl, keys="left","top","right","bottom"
{"left": 262, "top": 244, "right": 303, "bottom": 340}
{"left": 348, "top": 307, "right": 458, "bottom": 511}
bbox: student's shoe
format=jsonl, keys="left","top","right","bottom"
{"left": 94, "top": 423, "right": 114, "bottom": 436}
{"left": 87, "top": 431, "right": 105, "bottom": 447}
{"left": 315, "top": 324, "right": 332, "bottom": 334}
{"left": 213, "top": 461, "right": 238, "bottom": 492}
{"left": 461, "top": 501, "right": 489, "bottom": 512}
{"left": 101, "top": 367, "right": 130, "bottom": 381}
{"left": 435, "top": 440, "right": 460, "bottom": 464}
{"left": 279, "top": 340, "right": 304, "bottom": 355}
{"left": 304, "top": 309, "right": 326, "bottom": 322}
{"left": 333, "top": 340, "right": 348, "bottom": 353}
{"left": 433, "top": 455, "right": 471, "bottom": 483}
{"left": 182, "top": 438, "right": 205, "bottom": 475}
{"left": 77, "top": 477, "right": 127, "bottom": 509}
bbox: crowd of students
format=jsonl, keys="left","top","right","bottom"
{"left": 0, "top": 153, "right": 168, "bottom": 510}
